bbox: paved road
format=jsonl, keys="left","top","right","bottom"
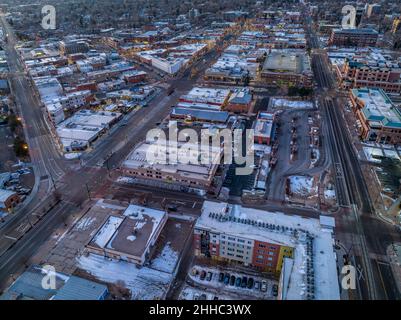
{"left": 0, "top": 16, "right": 225, "bottom": 290}
{"left": 308, "top": 18, "right": 401, "bottom": 300}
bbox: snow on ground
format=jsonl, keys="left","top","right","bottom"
{"left": 64, "top": 152, "right": 82, "bottom": 160}
{"left": 150, "top": 243, "right": 179, "bottom": 274}
{"left": 116, "top": 176, "right": 136, "bottom": 184}
{"left": 271, "top": 98, "right": 314, "bottom": 109}
{"left": 179, "top": 285, "right": 237, "bottom": 300}
{"left": 363, "top": 147, "right": 383, "bottom": 163}
{"left": 77, "top": 253, "right": 173, "bottom": 300}
{"left": 288, "top": 175, "right": 317, "bottom": 197}
{"left": 362, "top": 144, "right": 400, "bottom": 163}
{"left": 324, "top": 188, "right": 336, "bottom": 200}
{"left": 75, "top": 216, "right": 97, "bottom": 231}
{"left": 383, "top": 149, "right": 400, "bottom": 160}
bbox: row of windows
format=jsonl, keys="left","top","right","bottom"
{"left": 258, "top": 243, "right": 277, "bottom": 250}
{"left": 257, "top": 249, "right": 275, "bottom": 256}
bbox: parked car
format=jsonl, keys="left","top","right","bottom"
{"left": 272, "top": 284, "right": 278, "bottom": 296}
{"left": 213, "top": 296, "right": 219, "bottom": 300}
{"left": 235, "top": 277, "right": 241, "bottom": 287}
{"left": 200, "top": 270, "right": 206, "bottom": 280}
{"left": 224, "top": 273, "right": 230, "bottom": 285}
{"left": 254, "top": 281, "right": 260, "bottom": 290}
{"left": 229, "top": 275, "right": 236, "bottom": 286}
{"left": 218, "top": 272, "right": 224, "bottom": 282}
{"left": 206, "top": 272, "right": 213, "bottom": 281}
{"left": 241, "top": 276, "right": 248, "bottom": 288}
{"left": 261, "top": 280, "right": 268, "bottom": 292}
{"left": 247, "top": 277, "right": 254, "bottom": 289}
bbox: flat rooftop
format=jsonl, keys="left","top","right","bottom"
{"left": 196, "top": 201, "right": 340, "bottom": 300}
{"left": 263, "top": 50, "right": 311, "bottom": 74}
{"left": 171, "top": 107, "right": 229, "bottom": 123}
{"left": 122, "top": 141, "right": 222, "bottom": 181}
{"left": 352, "top": 88, "right": 401, "bottom": 128}
{"left": 88, "top": 205, "right": 167, "bottom": 259}
{"left": 180, "top": 87, "right": 231, "bottom": 106}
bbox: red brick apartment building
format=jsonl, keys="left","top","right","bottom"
{"left": 338, "top": 57, "right": 401, "bottom": 94}
{"left": 329, "top": 28, "right": 378, "bottom": 47}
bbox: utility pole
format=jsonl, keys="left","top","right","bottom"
{"left": 85, "top": 183, "right": 91, "bottom": 200}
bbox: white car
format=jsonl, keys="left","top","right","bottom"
{"left": 261, "top": 280, "right": 268, "bottom": 292}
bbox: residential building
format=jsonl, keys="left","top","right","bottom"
{"left": 194, "top": 201, "right": 340, "bottom": 300}
{"left": 59, "top": 40, "right": 90, "bottom": 55}
{"left": 350, "top": 88, "right": 401, "bottom": 143}
{"left": 333, "top": 49, "right": 401, "bottom": 94}
{"left": 121, "top": 140, "right": 224, "bottom": 195}
{"left": 329, "top": 28, "right": 378, "bottom": 47}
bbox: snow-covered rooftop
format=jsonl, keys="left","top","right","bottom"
{"left": 196, "top": 201, "right": 340, "bottom": 300}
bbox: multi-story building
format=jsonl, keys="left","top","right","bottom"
{"left": 328, "top": 28, "right": 378, "bottom": 47}
{"left": 59, "top": 40, "right": 90, "bottom": 55}
{"left": 121, "top": 140, "right": 225, "bottom": 196}
{"left": 178, "top": 87, "right": 231, "bottom": 111}
{"left": 335, "top": 50, "right": 401, "bottom": 94}
{"left": 225, "top": 88, "right": 253, "bottom": 113}
{"left": 194, "top": 201, "right": 340, "bottom": 300}
{"left": 350, "top": 88, "right": 401, "bottom": 144}
{"left": 261, "top": 50, "right": 313, "bottom": 88}
{"left": 253, "top": 112, "right": 274, "bottom": 145}
{"left": 391, "top": 16, "right": 401, "bottom": 49}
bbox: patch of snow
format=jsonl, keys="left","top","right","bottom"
{"left": 75, "top": 216, "right": 97, "bottom": 231}
{"left": 92, "top": 216, "right": 123, "bottom": 248}
{"left": 117, "top": 176, "right": 136, "bottom": 184}
{"left": 77, "top": 253, "right": 173, "bottom": 300}
{"left": 288, "top": 175, "right": 317, "bottom": 197}
{"left": 363, "top": 147, "right": 383, "bottom": 163}
{"left": 150, "top": 243, "right": 179, "bottom": 274}
{"left": 324, "top": 189, "right": 336, "bottom": 200}
{"left": 271, "top": 98, "right": 314, "bottom": 109}
{"left": 64, "top": 152, "right": 82, "bottom": 160}
{"left": 127, "top": 235, "right": 136, "bottom": 241}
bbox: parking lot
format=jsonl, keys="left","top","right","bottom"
{"left": 183, "top": 264, "right": 278, "bottom": 300}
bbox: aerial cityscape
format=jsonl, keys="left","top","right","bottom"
{"left": 0, "top": 0, "right": 400, "bottom": 304}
